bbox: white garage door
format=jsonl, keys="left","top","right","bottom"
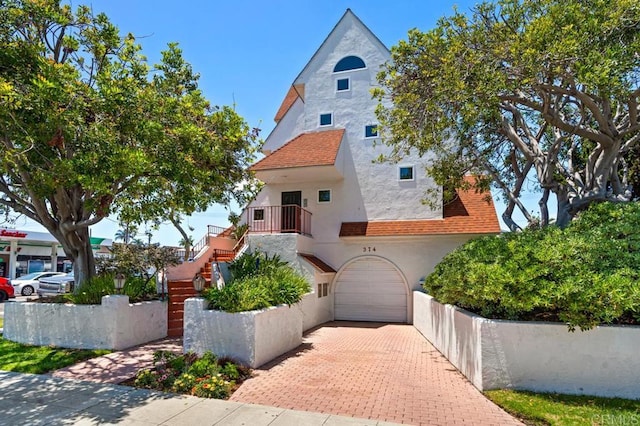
{"left": 334, "top": 257, "right": 407, "bottom": 323}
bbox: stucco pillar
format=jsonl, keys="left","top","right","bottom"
{"left": 51, "top": 243, "right": 58, "bottom": 272}
{"left": 8, "top": 240, "right": 18, "bottom": 279}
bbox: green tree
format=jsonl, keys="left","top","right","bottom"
{"left": 96, "top": 243, "right": 181, "bottom": 287}
{"left": 114, "top": 222, "right": 138, "bottom": 245}
{"left": 376, "top": 0, "right": 640, "bottom": 229}
{"left": 0, "top": 1, "right": 257, "bottom": 286}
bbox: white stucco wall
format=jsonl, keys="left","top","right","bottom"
{"left": 298, "top": 290, "right": 333, "bottom": 331}
{"left": 414, "top": 292, "right": 640, "bottom": 398}
{"left": 250, "top": 11, "right": 443, "bottom": 235}
{"left": 413, "top": 292, "right": 484, "bottom": 388}
{"left": 3, "top": 296, "right": 167, "bottom": 350}
{"left": 183, "top": 298, "right": 303, "bottom": 368}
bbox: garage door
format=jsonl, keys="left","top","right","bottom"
{"left": 334, "top": 257, "right": 407, "bottom": 323}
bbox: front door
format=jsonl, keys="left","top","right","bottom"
{"left": 281, "top": 191, "right": 302, "bottom": 233}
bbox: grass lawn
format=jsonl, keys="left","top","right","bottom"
{"left": 0, "top": 336, "right": 110, "bottom": 374}
{"left": 486, "top": 389, "right": 640, "bottom": 426}
{"left": 0, "top": 317, "right": 3, "bottom": 328}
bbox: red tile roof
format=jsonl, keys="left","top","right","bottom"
{"left": 250, "top": 129, "right": 345, "bottom": 171}
{"left": 274, "top": 86, "right": 300, "bottom": 122}
{"left": 300, "top": 253, "right": 337, "bottom": 273}
{"left": 339, "top": 176, "right": 501, "bottom": 237}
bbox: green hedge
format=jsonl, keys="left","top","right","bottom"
{"left": 424, "top": 202, "right": 640, "bottom": 330}
{"left": 204, "top": 251, "right": 310, "bottom": 313}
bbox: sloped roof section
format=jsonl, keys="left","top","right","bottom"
{"left": 274, "top": 86, "right": 300, "bottom": 123}
{"left": 250, "top": 129, "right": 345, "bottom": 171}
{"left": 294, "top": 9, "right": 389, "bottom": 87}
{"left": 300, "top": 253, "right": 337, "bottom": 273}
{"left": 339, "top": 176, "right": 501, "bottom": 237}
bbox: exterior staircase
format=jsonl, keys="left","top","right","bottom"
{"left": 167, "top": 230, "right": 247, "bottom": 337}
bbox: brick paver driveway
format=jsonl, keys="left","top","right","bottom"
{"left": 230, "top": 322, "right": 521, "bottom": 425}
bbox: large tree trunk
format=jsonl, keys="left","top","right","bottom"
{"left": 72, "top": 229, "right": 96, "bottom": 289}
{"left": 555, "top": 191, "right": 572, "bottom": 228}
{"left": 48, "top": 224, "right": 97, "bottom": 289}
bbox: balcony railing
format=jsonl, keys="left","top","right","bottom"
{"left": 246, "top": 205, "right": 312, "bottom": 237}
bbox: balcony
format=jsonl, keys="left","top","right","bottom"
{"left": 246, "top": 205, "right": 312, "bottom": 237}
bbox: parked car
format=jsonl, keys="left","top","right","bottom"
{"left": 12, "top": 271, "right": 66, "bottom": 296}
{"left": 37, "top": 272, "right": 74, "bottom": 297}
{"left": 0, "top": 277, "right": 15, "bottom": 302}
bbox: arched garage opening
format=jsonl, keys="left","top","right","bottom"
{"left": 333, "top": 256, "right": 409, "bottom": 323}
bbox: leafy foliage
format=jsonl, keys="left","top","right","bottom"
{"left": 424, "top": 202, "right": 640, "bottom": 330}
{"left": 63, "top": 274, "right": 157, "bottom": 305}
{"left": 96, "top": 243, "right": 180, "bottom": 286}
{"left": 132, "top": 350, "right": 250, "bottom": 399}
{"left": 376, "top": 0, "right": 640, "bottom": 229}
{"left": 0, "top": 1, "right": 258, "bottom": 285}
{"left": 204, "top": 251, "right": 309, "bottom": 313}
{"left": 228, "top": 251, "right": 288, "bottom": 281}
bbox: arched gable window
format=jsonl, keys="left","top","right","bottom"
{"left": 333, "top": 56, "right": 366, "bottom": 72}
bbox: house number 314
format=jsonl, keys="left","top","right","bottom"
{"left": 363, "top": 246, "right": 376, "bottom": 252}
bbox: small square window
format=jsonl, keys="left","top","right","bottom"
{"left": 399, "top": 166, "right": 414, "bottom": 181}
{"left": 253, "top": 209, "right": 264, "bottom": 221}
{"left": 318, "top": 189, "right": 331, "bottom": 203}
{"left": 319, "top": 113, "right": 333, "bottom": 126}
{"left": 336, "top": 78, "right": 349, "bottom": 92}
{"left": 365, "top": 124, "right": 378, "bottom": 138}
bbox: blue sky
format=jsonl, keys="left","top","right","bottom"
{"left": 20, "top": 0, "right": 540, "bottom": 244}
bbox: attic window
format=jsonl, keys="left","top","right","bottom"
{"left": 333, "top": 56, "right": 366, "bottom": 73}
{"left": 336, "top": 78, "right": 350, "bottom": 92}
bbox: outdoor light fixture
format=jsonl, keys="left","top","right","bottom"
{"left": 192, "top": 272, "right": 206, "bottom": 296}
{"left": 114, "top": 273, "right": 126, "bottom": 294}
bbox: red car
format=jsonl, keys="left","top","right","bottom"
{"left": 0, "top": 277, "right": 15, "bottom": 302}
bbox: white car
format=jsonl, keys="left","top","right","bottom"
{"left": 12, "top": 271, "right": 66, "bottom": 296}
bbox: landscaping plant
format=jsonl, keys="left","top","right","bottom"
{"left": 46, "top": 274, "right": 159, "bottom": 305}
{"left": 131, "top": 350, "right": 250, "bottom": 399}
{"left": 423, "top": 202, "right": 640, "bottom": 331}
{"left": 204, "top": 251, "right": 310, "bottom": 313}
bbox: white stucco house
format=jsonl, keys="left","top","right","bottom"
{"left": 242, "top": 9, "right": 500, "bottom": 324}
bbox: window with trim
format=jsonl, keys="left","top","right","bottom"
{"left": 318, "top": 189, "right": 331, "bottom": 203}
{"left": 319, "top": 113, "right": 333, "bottom": 126}
{"left": 333, "top": 56, "right": 366, "bottom": 72}
{"left": 317, "top": 283, "right": 329, "bottom": 298}
{"left": 336, "top": 78, "right": 350, "bottom": 92}
{"left": 398, "top": 165, "right": 415, "bottom": 181}
{"left": 253, "top": 209, "right": 264, "bottom": 221}
{"left": 365, "top": 124, "right": 378, "bottom": 138}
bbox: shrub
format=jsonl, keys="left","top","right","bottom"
{"left": 63, "top": 274, "right": 158, "bottom": 305}
{"left": 204, "top": 251, "right": 310, "bottom": 312}
{"left": 130, "top": 350, "right": 249, "bottom": 399}
{"left": 424, "top": 202, "right": 640, "bottom": 331}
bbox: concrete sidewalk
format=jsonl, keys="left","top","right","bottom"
{"left": 0, "top": 371, "right": 400, "bottom": 425}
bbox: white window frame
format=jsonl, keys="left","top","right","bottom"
{"left": 319, "top": 112, "right": 333, "bottom": 127}
{"left": 336, "top": 77, "right": 350, "bottom": 92}
{"left": 318, "top": 189, "right": 332, "bottom": 204}
{"left": 364, "top": 124, "right": 378, "bottom": 139}
{"left": 398, "top": 165, "right": 415, "bottom": 181}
